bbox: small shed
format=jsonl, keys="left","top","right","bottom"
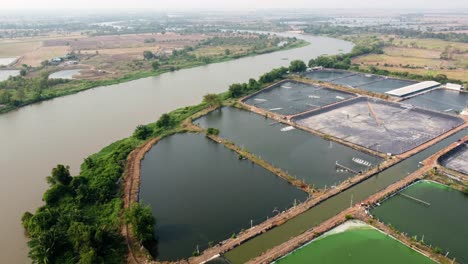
{"left": 445, "top": 83, "right": 462, "bottom": 91}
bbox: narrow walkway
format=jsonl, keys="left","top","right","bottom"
{"left": 399, "top": 193, "right": 431, "bottom": 206}
{"left": 336, "top": 161, "right": 359, "bottom": 174}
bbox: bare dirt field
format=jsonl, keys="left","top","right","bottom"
{"left": 0, "top": 32, "right": 207, "bottom": 68}
{"left": 353, "top": 38, "right": 468, "bottom": 82}
{"left": 43, "top": 32, "right": 207, "bottom": 50}
{"left": 0, "top": 34, "right": 85, "bottom": 66}
{"left": 18, "top": 46, "right": 70, "bottom": 66}
{"left": 293, "top": 97, "right": 464, "bottom": 154}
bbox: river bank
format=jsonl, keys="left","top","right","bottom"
{"left": 0, "top": 33, "right": 353, "bottom": 263}
{"left": 0, "top": 39, "right": 307, "bottom": 115}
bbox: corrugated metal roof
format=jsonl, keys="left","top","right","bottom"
{"left": 385, "top": 81, "right": 440, "bottom": 97}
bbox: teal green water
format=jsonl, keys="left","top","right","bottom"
{"left": 371, "top": 181, "right": 468, "bottom": 263}
{"left": 275, "top": 224, "right": 435, "bottom": 264}
{"left": 224, "top": 129, "right": 468, "bottom": 263}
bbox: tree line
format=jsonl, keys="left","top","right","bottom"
{"left": 304, "top": 24, "right": 468, "bottom": 43}
{"left": 227, "top": 60, "right": 307, "bottom": 98}
{"left": 0, "top": 74, "right": 69, "bottom": 107}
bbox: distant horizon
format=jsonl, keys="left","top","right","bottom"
{"left": 0, "top": 8, "right": 467, "bottom": 16}
{"left": 1, "top": 0, "right": 467, "bottom": 11}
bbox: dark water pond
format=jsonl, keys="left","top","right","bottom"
{"left": 139, "top": 133, "right": 307, "bottom": 260}
{"left": 195, "top": 107, "right": 381, "bottom": 189}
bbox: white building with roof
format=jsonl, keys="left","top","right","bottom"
{"left": 385, "top": 81, "right": 440, "bottom": 98}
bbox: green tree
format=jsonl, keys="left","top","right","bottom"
{"left": 156, "top": 113, "right": 173, "bottom": 128}
{"left": 224, "top": 49, "right": 231, "bottom": 55}
{"left": 151, "top": 61, "right": 160, "bottom": 70}
{"left": 78, "top": 249, "right": 96, "bottom": 264}
{"left": 258, "top": 67, "right": 288, "bottom": 84}
{"left": 206, "top": 127, "right": 220, "bottom": 135}
{"left": 248, "top": 78, "right": 259, "bottom": 90}
{"left": 46, "top": 164, "right": 72, "bottom": 186}
{"left": 16, "top": 88, "right": 26, "bottom": 102}
{"left": 20, "top": 69, "right": 27, "bottom": 76}
{"left": 67, "top": 222, "right": 92, "bottom": 252}
{"left": 308, "top": 58, "right": 316, "bottom": 67}
{"left": 203, "top": 93, "right": 222, "bottom": 107}
{"left": 124, "top": 203, "right": 156, "bottom": 243}
{"left": 434, "top": 74, "right": 448, "bottom": 83}
{"left": 43, "top": 184, "right": 69, "bottom": 204}
{"left": 289, "top": 60, "right": 307, "bottom": 73}
{"left": 0, "top": 90, "right": 12, "bottom": 104}
{"left": 229, "top": 83, "right": 244, "bottom": 98}
{"left": 143, "top": 50, "right": 154, "bottom": 60}
{"left": 133, "top": 125, "right": 152, "bottom": 140}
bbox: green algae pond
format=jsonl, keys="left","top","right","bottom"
{"left": 223, "top": 129, "right": 468, "bottom": 264}
{"left": 274, "top": 221, "right": 435, "bottom": 264}
{"left": 139, "top": 133, "right": 307, "bottom": 261}
{"left": 195, "top": 107, "right": 381, "bottom": 189}
{"left": 371, "top": 180, "right": 468, "bottom": 263}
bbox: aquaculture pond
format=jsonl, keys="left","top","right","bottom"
{"left": 139, "top": 133, "right": 307, "bottom": 261}
{"left": 303, "top": 69, "right": 354, "bottom": 81}
{"left": 0, "top": 57, "right": 17, "bottom": 66}
{"left": 371, "top": 181, "right": 468, "bottom": 263}
{"left": 48, "top": 69, "right": 82, "bottom": 79}
{"left": 274, "top": 221, "right": 435, "bottom": 264}
{"left": 0, "top": 70, "right": 20, "bottom": 81}
{"left": 439, "top": 142, "right": 468, "bottom": 175}
{"left": 358, "top": 78, "right": 415, "bottom": 93}
{"left": 304, "top": 69, "right": 415, "bottom": 93}
{"left": 330, "top": 73, "right": 383, "bottom": 87}
{"left": 294, "top": 97, "right": 464, "bottom": 154}
{"left": 404, "top": 89, "right": 468, "bottom": 114}
{"left": 223, "top": 129, "right": 468, "bottom": 264}
{"left": 195, "top": 107, "right": 381, "bottom": 189}
{"left": 243, "top": 80, "right": 355, "bottom": 116}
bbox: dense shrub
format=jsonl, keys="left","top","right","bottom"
{"left": 206, "top": 127, "right": 220, "bottom": 135}
{"left": 133, "top": 125, "right": 152, "bottom": 140}
{"left": 289, "top": 60, "right": 307, "bottom": 73}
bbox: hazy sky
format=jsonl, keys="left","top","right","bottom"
{"left": 2, "top": 0, "right": 467, "bottom": 9}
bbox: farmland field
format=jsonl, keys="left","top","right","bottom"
{"left": 353, "top": 38, "right": 468, "bottom": 82}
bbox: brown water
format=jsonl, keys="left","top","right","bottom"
{"left": 0, "top": 33, "right": 353, "bottom": 263}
